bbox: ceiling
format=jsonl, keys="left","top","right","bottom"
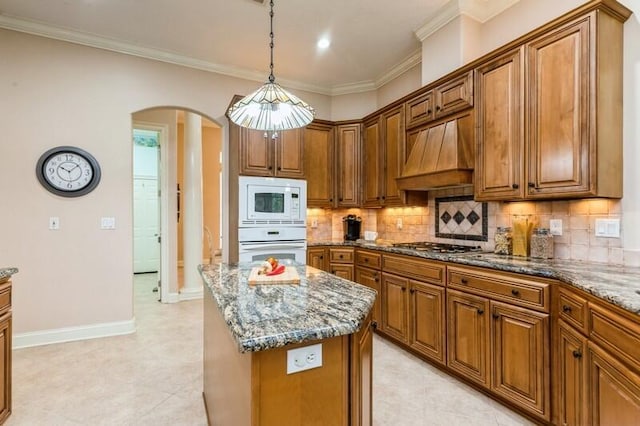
{"left": 0, "top": 0, "right": 455, "bottom": 95}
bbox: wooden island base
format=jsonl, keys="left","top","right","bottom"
{"left": 203, "top": 294, "right": 372, "bottom": 426}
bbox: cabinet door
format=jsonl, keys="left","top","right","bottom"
{"left": 275, "top": 128, "right": 304, "bottom": 178}
{"left": 362, "top": 119, "right": 381, "bottom": 207}
{"left": 330, "top": 264, "right": 354, "bottom": 281}
{"left": 527, "top": 17, "right": 590, "bottom": 197}
{"left": 491, "top": 302, "right": 550, "bottom": 421}
{"left": 557, "top": 320, "right": 587, "bottom": 426}
{"left": 381, "top": 106, "right": 406, "bottom": 206}
{"left": 447, "top": 289, "right": 490, "bottom": 387}
{"left": 304, "top": 123, "right": 334, "bottom": 207}
{"left": 350, "top": 314, "right": 373, "bottom": 426}
{"left": 381, "top": 273, "right": 409, "bottom": 343}
{"left": 336, "top": 124, "right": 361, "bottom": 207}
{"left": 355, "top": 267, "right": 381, "bottom": 325}
{"left": 307, "top": 247, "right": 327, "bottom": 271}
{"left": 409, "top": 281, "right": 445, "bottom": 365}
{"left": 587, "top": 341, "right": 640, "bottom": 426}
{"left": 475, "top": 47, "right": 525, "bottom": 201}
{"left": 0, "top": 313, "right": 10, "bottom": 424}
{"left": 434, "top": 71, "right": 473, "bottom": 118}
{"left": 405, "top": 91, "right": 434, "bottom": 129}
{"left": 239, "top": 128, "right": 273, "bottom": 176}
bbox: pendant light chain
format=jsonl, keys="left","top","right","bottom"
{"left": 268, "top": 0, "right": 275, "bottom": 83}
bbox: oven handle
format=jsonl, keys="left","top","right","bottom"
{"left": 239, "top": 242, "right": 306, "bottom": 251}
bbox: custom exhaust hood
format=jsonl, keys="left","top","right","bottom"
{"left": 396, "top": 112, "right": 475, "bottom": 191}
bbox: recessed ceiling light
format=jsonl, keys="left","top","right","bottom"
{"left": 317, "top": 38, "right": 331, "bottom": 49}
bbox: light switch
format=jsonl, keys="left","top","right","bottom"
{"left": 101, "top": 217, "right": 116, "bottom": 230}
{"left": 49, "top": 217, "right": 60, "bottom": 230}
{"left": 396, "top": 218, "right": 403, "bottom": 230}
{"left": 594, "top": 218, "right": 620, "bottom": 238}
{"left": 549, "top": 219, "right": 563, "bottom": 236}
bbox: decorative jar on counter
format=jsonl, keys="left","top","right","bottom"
{"left": 531, "top": 228, "right": 554, "bottom": 259}
{"left": 494, "top": 227, "right": 513, "bottom": 255}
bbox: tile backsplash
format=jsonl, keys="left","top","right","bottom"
{"left": 307, "top": 187, "right": 631, "bottom": 265}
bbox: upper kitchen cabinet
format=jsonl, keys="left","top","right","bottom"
{"left": 238, "top": 127, "right": 304, "bottom": 179}
{"left": 304, "top": 121, "right": 335, "bottom": 208}
{"left": 474, "top": 2, "right": 630, "bottom": 201}
{"left": 363, "top": 105, "right": 407, "bottom": 207}
{"left": 336, "top": 122, "right": 362, "bottom": 208}
{"left": 475, "top": 47, "right": 525, "bottom": 201}
{"left": 405, "top": 71, "right": 473, "bottom": 130}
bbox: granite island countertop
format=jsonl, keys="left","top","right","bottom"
{"left": 309, "top": 240, "right": 640, "bottom": 315}
{"left": 0, "top": 267, "right": 18, "bottom": 282}
{"left": 198, "top": 262, "right": 376, "bottom": 353}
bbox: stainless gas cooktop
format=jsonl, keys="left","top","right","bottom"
{"left": 391, "top": 242, "right": 482, "bottom": 253}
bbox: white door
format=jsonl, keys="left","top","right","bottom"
{"left": 133, "top": 176, "right": 160, "bottom": 273}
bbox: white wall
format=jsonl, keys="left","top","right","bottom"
{"left": 376, "top": 64, "right": 422, "bottom": 110}
{"left": 330, "top": 91, "right": 378, "bottom": 121}
{"left": 0, "top": 29, "right": 331, "bottom": 338}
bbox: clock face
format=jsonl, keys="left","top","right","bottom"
{"left": 36, "top": 146, "right": 101, "bottom": 197}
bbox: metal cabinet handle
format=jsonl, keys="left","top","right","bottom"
{"left": 371, "top": 321, "right": 378, "bottom": 330}
{"left": 461, "top": 278, "right": 468, "bottom": 284}
{"left": 572, "top": 350, "right": 582, "bottom": 359}
{"left": 511, "top": 289, "right": 520, "bottom": 296}
{"left": 562, "top": 305, "right": 572, "bottom": 313}
{"left": 277, "top": 166, "right": 281, "bottom": 171}
{"left": 268, "top": 166, "right": 273, "bottom": 170}
{"left": 493, "top": 313, "right": 500, "bottom": 319}
{"left": 410, "top": 289, "right": 415, "bottom": 294}
{"left": 339, "top": 254, "right": 344, "bottom": 259}
{"left": 364, "top": 258, "right": 369, "bottom": 262}
{"left": 512, "top": 183, "right": 519, "bottom": 189}
{"left": 436, "top": 105, "right": 441, "bottom": 111}
{"left": 401, "top": 287, "right": 406, "bottom": 292}
{"left": 477, "top": 309, "right": 484, "bottom": 315}
{"left": 319, "top": 255, "right": 323, "bottom": 260}
{"left": 427, "top": 109, "right": 432, "bottom": 114}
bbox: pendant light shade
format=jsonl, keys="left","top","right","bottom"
{"left": 227, "top": 0, "right": 315, "bottom": 131}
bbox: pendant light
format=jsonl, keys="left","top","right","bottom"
{"left": 228, "top": 0, "right": 315, "bottom": 131}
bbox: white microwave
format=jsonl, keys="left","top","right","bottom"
{"left": 239, "top": 176, "right": 307, "bottom": 226}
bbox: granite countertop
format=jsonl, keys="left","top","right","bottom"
{"left": 198, "top": 262, "right": 376, "bottom": 353}
{"left": 309, "top": 240, "right": 640, "bottom": 315}
{"left": 0, "top": 267, "right": 18, "bottom": 282}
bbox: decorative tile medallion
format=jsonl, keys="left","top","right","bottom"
{"left": 435, "top": 195, "right": 488, "bottom": 241}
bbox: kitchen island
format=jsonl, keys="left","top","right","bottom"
{"left": 198, "top": 262, "right": 376, "bottom": 426}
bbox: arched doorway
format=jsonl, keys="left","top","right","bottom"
{"left": 131, "top": 107, "right": 224, "bottom": 303}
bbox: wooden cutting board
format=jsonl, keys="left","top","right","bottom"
{"left": 248, "top": 266, "right": 301, "bottom": 285}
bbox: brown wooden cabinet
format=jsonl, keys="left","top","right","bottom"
{"left": 554, "top": 283, "right": 640, "bottom": 426}
{"left": 474, "top": 47, "right": 525, "bottom": 201}
{"left": 362, "top": 106, "right": 406, "bottom": 207}
{"left": 328, "top": 247, "right": 354, "bottom": 281}
{"left": 381, "top": 273, "right": 409, "bottom": 343}
{"left": 0, "top": 277, "right": 12, "bottom": 424}
{"left": 304, "top": 122, "right": 335, "bottom": 207}
{"left": 409, "top": 280, "right": 446, "bottom": 365}
{"left": 474, "top": 6, "right": 628, "bottom": 201}
{"left": 350, "top": 313, "right": 373, "bottom": 426}
{"left": 447, "top": 265, "right": 551, "bottom": 421}
{"left": 238, "top": 128, "right": 304, "bottom": 178}
{"left": 354, "top": 249, "right": 382, "bottom": 326}
{"left": 336, "top": 123, "right": 361, "bottom": 208}
{"left": 307, "top": 246, "right": 327, "bottom": 271}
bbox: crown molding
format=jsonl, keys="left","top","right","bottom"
{"left": 0, "top": 14, "right": 426, "bottom": 97}
{"left": 415, "top": 0, "right": 520, "bottom": 41}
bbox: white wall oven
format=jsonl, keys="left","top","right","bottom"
{"left": 238, "top": 177, "right": 307, "bottom": 263}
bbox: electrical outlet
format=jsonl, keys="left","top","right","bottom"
{"left": 287, "top": 343, "right": 322, "bottom": 374}
{"left": 311, "top": 219, "right": 318, "bottom": 229}
{"left": 49, "top": 217, "right": 60, "bottom": 230}
{"left": 396, "top": 218, "right": 403, "bottom": 230}
{"left": 549, "top": 219, "right": 563, "bottom": 236}
{"left": 101, "top": 217, "right": 116, "bottom": 230}
{"left": 594, "top": 218, "right": 620, "bottom": 238}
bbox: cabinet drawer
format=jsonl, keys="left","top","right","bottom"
{"left": 434, "top": 71, "right": 473, "bottom": 118}
{"left": 405, "top": 91, "right": 434, "bottom": 129}
{"left": 447, "top": 266, "right": 550, "bottom": 312}
{"left": 355, "top": 250, "right": 381, "bottom": 270}
{"left": 382, "top": 254, "right": 444, "bottom": 285}
{"left": 329, "top": 248, "right": 354, "bottom": 263}
{"left": 589, "top": 302, "right": 640, "bottom": 371}
{"left": 0, "top": 285, "right": 10, "bottom": 315}
{"left": 557, "top": 286, "right": 588, "bottom": 335}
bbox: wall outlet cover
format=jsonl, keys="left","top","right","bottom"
{"left": 287, "top": 343, "right": 322, "bottom": 374}
{"left": 549, "top": 219, "right": 563, "bottom": 236}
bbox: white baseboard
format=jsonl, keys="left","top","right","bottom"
{"left": 13, "top": 318, "right": 137, "bottom": 349}
{"left": 179, "top": 287, "right": 204, "bottom": 301}
{"left": 164, "top": 292, "right": 181, "bottom": 303}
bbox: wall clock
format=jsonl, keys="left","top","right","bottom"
{"left": 35, "top": 146, "right": 101, "bottom": 197}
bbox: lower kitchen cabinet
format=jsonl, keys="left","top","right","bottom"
{"left": 0, "top": 278, "right": 12, "bottom": 424}
{"left": 330, "top": 264, "right": 354, "bottom": 281}
{"left": 350, "top": 313, "right": 373, "bottom": 426}
{"left": 381, "top": 273, "right": 408, "bottom": 343}
{"left": 409, "top": 280, "right": 445, "bottom": 365}
{"left": 447, "top": 289, "right": 490, "bottom": 387}
{"left": 307, "top": 247, "right": 327, "bottom": 271}
{"left": 355, "top": 267, "right": 381, "bottom": 326}
{"left": 554, "top": 283, "right": 640, "bottom": 426}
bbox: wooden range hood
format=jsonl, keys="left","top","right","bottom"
{"left": 396, "top": 112, "right": 475, "bottom": 191}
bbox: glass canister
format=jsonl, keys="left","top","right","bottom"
{"left": 512, "top": 215, "right": 534, "bottom": 257}
{"left": 531, "top": 228, "right": 554, "bottom": 259}
{"left": 494, "top": 227, "right": 513, "bottom": 255}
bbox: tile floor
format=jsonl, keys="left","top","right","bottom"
{"left": 7, "top": 273, "right": 534, "bottom": 425}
